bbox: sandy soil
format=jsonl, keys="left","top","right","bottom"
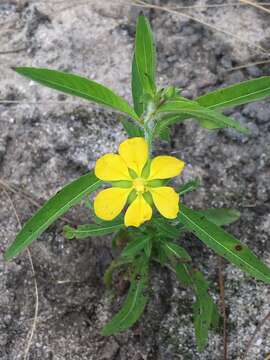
{"left": 1, "top": 1, "right": 270, "bottom": 359}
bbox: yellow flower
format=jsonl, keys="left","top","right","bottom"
{"left": 94, "top": 137, "right": 185, "bottom": 227}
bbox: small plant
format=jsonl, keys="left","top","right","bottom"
{"left": 4, "top": 14, "right": 270, "bottom": 351}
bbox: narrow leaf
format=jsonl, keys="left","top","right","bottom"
{"left": 175, "top": 263, "right": 193, "bottom": 286}
{"left": 63, "top": 220, "right": 123, "bottom": 239}
{"left": 144, "top": 237, "right": 152, "bottom": 258}
{"left": 158, "top": 99, "right": 249, "bottom": 134}
{"left": 135, "top": 15, "right": 156, "bottom": 94}
{"left": 4, "top": 172, "right": 101, "bottom": 260}
{"left": 198, "top": 208, "right": 240, "bottom": 226}
{"left": 178, "top": 205, "right": 270, "bottom": 283}
{"left": 154, "top": 114, "right": 186, "bottom": 138}
{"left": 152, "top": 218, "right": 180, "bottom": 239}
{"left": 161, "top": 241, "right": 191, "bottom": 262}
{"left": 196, "top": 77, "right": 270, "bottom": 110}
{"left": 121, "top": 236, "right": 150, "bottom": 258}
{"left": 158, "top": 125, "right": 171, "bottom": 141}
{"left": 192, "top": 271, "right": 218, "bottom": 352}
{"left": 101, "top": 255, "right": 149, "bottom": 335}
{"left": 177, "top": 179, "right": 201, "bottom": 195}
{"left": 121, "top": 117, "right": 144, "bottom": 137}
{"left": 131, "top": 55, "right": 144, "bottom": 116}
{"left": 14, "top": 67, "right": 139, "bottom": 121}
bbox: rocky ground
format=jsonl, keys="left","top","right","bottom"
{"left": 1, "top": 0, "right": 270, "bottom": 359}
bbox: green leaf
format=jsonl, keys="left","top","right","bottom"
{"left": 178, "top": 205, "right": 270, "bottom": 283}
{"left": 158, "top": 124, "right": 171, "bottom": 141}
{"left": 121, "top": 236, "right": 150, "bottom": 258}
{"left": 144, "top": 237, "right": 152, "bottom": 258}
{"left": 196, "top": 77, "right": 270, "bottom": 110}
{"left": 198, "top": 208, "right": 240, "bottom": 227}
{"left": 157, "top": 99, "right": 249, "bottom": 134}
{"left": 14, "top": 67, "right": 139, "bottom": 121}
{"left": 154, "top": 114, "right": 186, "bottom": 138}
{"left": 152, "top": 218, "right": 180, "bottom": 239}
{"left": 175, "top": 263, "right": 193, "bottom": 286}
{"left": 161, "top": 241, "right": 191, "bottom": 262}
{"left": 101, "top": 255, "right": 149, "bottom": 335}
{"left": 4, "top": 172, "right": 101, "bottom": 260}
{"left": 177, "top": 178, "right": 201, "bottom": 195}
{"left": 174, "top": 264, "right": 219, "bottom": 351}
{"left": 121, "top": 117, "right": 144, "bottom": 137}
{"left": 63, "top": 219, "right": 123, "bottom": 239}
{"left": 135, "top": 14, "right": 156, "bottom": 94}
{"left": 131, "top": 55, "right": 144, "bottom": 116}
{"left": 192, "top": 271, "right": 218, "bottom": 352}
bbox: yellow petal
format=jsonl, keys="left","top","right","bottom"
{"left": 150, "top": 186, "right": 179, "bottom": 219}
{"left": 94, "top": 187, "right": 131, "bottom": 221}
{"left": 124, "top": 194, "right": 152, "bottom": 227}
{"left": 95, "top": 154, "right": 131, "bottom": 181}
{"left": 118, "top": 137, "right": 148, "bottom": 176}
{"left": 148, "top": 156, "right": 185, "bottom": 180}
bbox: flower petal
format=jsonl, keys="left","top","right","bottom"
{"left": 124, "top": 194, "right": 152, "bottom": 227}
{"left": 95, "top": 154, "right": 131, "bottom": 181}
{"left": 148, "top": 156, "right": 185, "bottom": 180}
{"left": 118, "top": 137, "right": 148, "bottom": 176}
{"left": 94, "top": 187, "right": 131, "bottom": 221}
{"left": 149, "top": 186, "right": 179, "bottom": 219}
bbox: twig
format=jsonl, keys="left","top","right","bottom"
{"left": 239, "top": 0, "right": 270, "bottom": 15}
{"left": 228, "top": 59, "right": 270, "bottom": 71}
{"left": 0, "top": 48, "right": 27, "bottom": 55}
{"left": 218, "top": 257, "right": 228, "bottom": 360}
{"left": 1, "top": 188, "right": 39, "bottom": 360}
{"left": 242, "top": 310, "right": 270, "bottom": 359}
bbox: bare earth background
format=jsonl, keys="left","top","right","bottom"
{"left": 1, "top": 1, "right": 270, "bottom": 359}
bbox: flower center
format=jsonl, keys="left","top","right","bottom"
{"left": 133, "top": 178, "right": 145, "bottom": 193}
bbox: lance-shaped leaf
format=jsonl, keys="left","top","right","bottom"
{"left": 4, "top": 172, "right": 101, "bottom": 260}
{"left": 152, "top": 218, "right": 181, "bottom": 239}
{"left": 121, "top": 117, "right": 144, "bottom": 137}
{"left": 154, "top": 114, "right": 186, "bottom": 138}
{"left": 121, "top": 235, "right": 150, "bottom": 258}
{"left": 63, "top": 219, "right": 123, "bottom": 240}
{"left": 170, "top": 258, "right": 219, "bottom": 351}
{"left": 13, "top": 67, "right": 139, "bottom": 121}
{"left": 175, "top": 263, "right": 193, "bottom": 286}
{"left": 197, "top": 208, "right": 240, "bottom": 227}
{"left": 157, "top": 99, "right": 249, "bottom": 134}
{"left": 135, "top": 14, "right": 156, "bottom": 94}
{"left": 196, "top": 76, "right": 270, "bottom": 110}
{"left": 178, "top": 205, "right": 270, "bottom": 283}
{"left": 131, "top": 55, "right": 144, "bottom": 116}
{"left": 192, "top": 271, "right": 219, "bottom": 352}
{"left": 177, "top": 178, "right": 201, "bottom": 195}
{"left": 161, "top": 241, "right": 191, "bottom": 262}
{"left": 101, "top": 255, "right": 149, "bottom": 335}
